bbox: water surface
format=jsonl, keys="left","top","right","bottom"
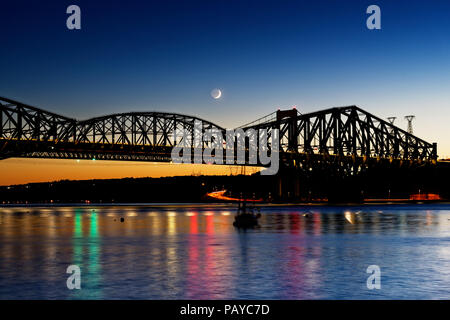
{"left": 1, "top": 204, "right": 450, "bottom": 299}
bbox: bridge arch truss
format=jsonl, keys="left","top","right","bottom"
{"left": 0, "top": 97, "right": 437, "bottom": 166}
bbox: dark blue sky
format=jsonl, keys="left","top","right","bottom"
{"left": 1, "top": 0, "right": 450, "bottom": 154}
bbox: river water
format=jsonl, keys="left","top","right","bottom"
{"left": 0, "top": 204, "right": 449, "bottom": 299}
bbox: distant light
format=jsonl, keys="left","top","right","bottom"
{"left": 92, "top": 158, "right": 96, "bottom": 161}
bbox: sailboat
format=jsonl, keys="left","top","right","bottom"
{"left": 233, "top": 199, "right": 261, "bottom": 228}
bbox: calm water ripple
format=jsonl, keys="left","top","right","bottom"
{"left": 0, "top": 204, "right": 450, "bottom": 299}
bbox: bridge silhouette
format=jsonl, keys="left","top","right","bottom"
{"left": 0, "top": 96, "right": 437, "bottom": 173}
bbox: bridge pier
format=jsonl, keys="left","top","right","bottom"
{"left": 277, "top": 175, "right": 283, "bottom": 199}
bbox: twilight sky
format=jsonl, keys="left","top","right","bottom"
{"left": 1, "top": 0, "right": 450, "bottom": 185}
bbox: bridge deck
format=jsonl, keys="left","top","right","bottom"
{"left": 0, "top": 96, "right": 438, "bottom": 167}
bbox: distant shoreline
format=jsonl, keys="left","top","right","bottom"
{"left": 1, "top": 201, "right": 450, "bottom": 208}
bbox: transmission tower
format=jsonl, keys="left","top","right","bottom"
{"left": 405, "top": 115, "right": 415, "bottom": 134}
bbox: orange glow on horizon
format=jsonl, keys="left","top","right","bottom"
{"left": 0, "top": 158, "right": 259, "bottom": 186}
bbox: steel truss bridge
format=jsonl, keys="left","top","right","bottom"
{"left": 0, "top": 96, "right": 437, "bottom": 174}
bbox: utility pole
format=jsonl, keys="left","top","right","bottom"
{"left": 405, "top": 115, "right": 415, "bottom": 134}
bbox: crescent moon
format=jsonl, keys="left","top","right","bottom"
{"left": 211, "top": 89, "right": 222, "bottom": 99}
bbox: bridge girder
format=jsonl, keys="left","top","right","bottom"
{"left": 0, "top": 97, "right": 438, "bottom": 167}
{"left": 242, "top": 106, "right": 437, "bottom": 162}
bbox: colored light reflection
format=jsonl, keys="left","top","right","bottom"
{"left": 289, "top": 212, "right": 301, "bottom": 235}
{"left": 71, "top": 210, "right": 102, "bottom": 298}
{"left": 73, "top": 210, "right": 83, "bottom": 266}
{"left": 185, "top": 210, "right": 231, "bottom": 299}
{"left": 312, "top": 212, "right": 321, "bottom": 235}
{"left": 190, "top": 214, "right": 198, "bottom": 234}
{"left": 206, "top": 214, "right": 214, "bottom": 235}
{"left": 168, "top": 215, "right": 176, "bottom": 235}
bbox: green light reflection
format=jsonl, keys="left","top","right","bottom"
{"left": 71, "top": 209, "right": 102, "bottom": 299}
